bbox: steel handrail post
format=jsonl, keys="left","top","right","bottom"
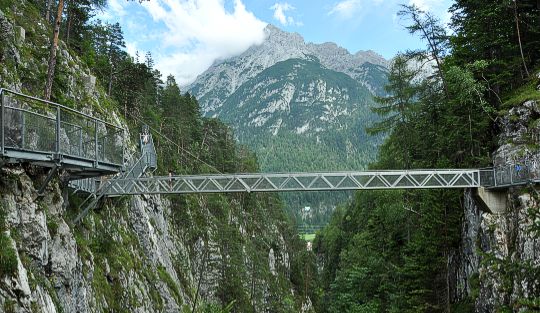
{"left": 21, "top": 112, "right": 25, "bottom": 148}
{"left": 79, "top": 128, "right": 82, "bottom": 157}
{"left": 94, "top": 120, "right": 98, "bottom": 167}
{"left": 123, "top": 128, "right": 126, "bottom": 166}
{"left": 1, "top": 89, "right": 4, "bottom": 155}
{"left": 511, "top": 166, "right": 514, "bottom": 185}
{"left": 101, "top": 135, "right": 105, "bottom": 162}
{"left": 55, "top": 106, "right": 61, "bottom": 155}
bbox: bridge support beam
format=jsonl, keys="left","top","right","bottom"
{"left": 37, "top": 165, "right": 58, "bottom": 196}
{"left": 475, "top": 187, "right": 507, "bottom": 214}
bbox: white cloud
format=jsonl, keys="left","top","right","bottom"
{"left": 270, "top": 2, "right": 301, "bottom": 26}
{"left": 407, "top": 0, "right": 452, "bottom": 30}
{"left": 328, "top": 0, "right": 362, "bottom": 19}
{"left": 138, "top": 0, "right": 267, "bottom": 86}
{"left": 108, "top": 0, "right": 127, "bottom": 16}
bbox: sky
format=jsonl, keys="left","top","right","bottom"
{"left": 98, "top": 0, "right": 453, "bottom": 86}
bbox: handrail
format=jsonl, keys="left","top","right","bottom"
{"left": 0, "top": 88, "right": 121, "bottom": 130}
{"left": 6, "top": 106, "right": 90, "bottom": 132}
{"left": 1, "top": 88, "right": 125, "bottom": 168}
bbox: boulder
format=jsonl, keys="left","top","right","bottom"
{"left": 83, "top": 75, "right": 96, "bottom": 93}
{"left": 14, "top": 26, "right": 24, "bottom": 44}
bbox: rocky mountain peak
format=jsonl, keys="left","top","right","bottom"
{"left": 264, "top": 24, "right": 304, "bottom": 45}
{"left": 187, "top": 25, "right": 388, "bottom": 114}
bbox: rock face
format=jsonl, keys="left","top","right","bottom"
{"left": 451, "top": 99, "right": 540, "bottom": 311}
{"left": 0, "top": 168, "right": 298, "bottom": 312}
{"left": 187, "top": 25, "right": 388, "bottom": 113}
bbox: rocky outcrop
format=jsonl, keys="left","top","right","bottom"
{"left": 0, "top": 166, "right": 297, "bottom": 312}
{"left": 452, "top": 99, "right": 540, "bottom": 312}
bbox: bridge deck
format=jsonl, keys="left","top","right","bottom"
{"left": 102, "top": 169, "right": 484, "bottom": 195}
{"left": 1, "top": 89, "right": 124, "bottom": 178}
{"left": 99, "top": 165, "right": 540, "bottom": 195}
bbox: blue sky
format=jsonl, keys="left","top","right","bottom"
{"left": 99, "top": 0, "right": 453, "bottom": 86}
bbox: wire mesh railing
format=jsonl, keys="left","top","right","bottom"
{"left": 0, "top": 89, "right": 124, "bottom": 167}
{"left": 484, "top": 162, "right": 540, "bottom": 188}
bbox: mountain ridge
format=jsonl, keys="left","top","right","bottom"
{"left": 187, "top": 24, "right": 389, "bottom": 114}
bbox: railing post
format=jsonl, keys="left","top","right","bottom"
{"left": 123, "top": 128, "right": 126, "bottom": 168}
{"left": 79, "top": 128, "right": 82, "bottom": 157}
{"left": 1, "top": 89, "right": 4, "bottom": 155}
{"left": 510, "top": 166, "right": 514, "bottom": 185}
{"left": 21, "top": 113, "right": 25, "bottom": 149}
{"left": 94, "top": 120, "right": 98, "bottom": 167}
{"left": 102, "top": 136, "right": 105, "bottom": 162}
{"left": 55, "top": 106, "right": 61, "bottom": 155}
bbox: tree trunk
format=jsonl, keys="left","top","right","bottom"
{"left": 107, "top": 44, "right": 114, "bottom": 95}
{"left": 44, "top": 0, "right": 65, "bottom": 101}
{"left": 65, "top": 2, "right": 72, "bottom": 47}
{"left": 107, "top": 69, "right": 114, "bottom": 95}
{"left": 514, "top": 0, "right": 530, "bottom": 77}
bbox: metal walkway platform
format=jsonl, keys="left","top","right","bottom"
{"left": 0, "top": 89, "right": 124, "bottom": 179}
{"left": 91, "top": 165, "right": 539, "bottom": 195}
{"left": 102, "top": 169, "right": 484, "bottom": 195}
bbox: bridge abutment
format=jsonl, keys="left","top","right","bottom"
{"left": 475, "top": 187, "right": 507, "bottom": 214}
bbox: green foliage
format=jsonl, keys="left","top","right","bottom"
{"left": 502, "top": 74, "right": 540, "bottom": 107}
{"left": 448, "top": 0, "right": 540, "bottom": 107}
{"left": 0, "top": 233, "right": 18, "bottom": 277}
{"left": 0, "top": 204, "right": 17, "bottom": 278}
{"left": 3, "top": 298, "right": 15, "bottom": 313}
{"left": 199, "top": 300, "right": 236, "bottom": 313}
{"left": 157, "top": 266, "right": 182, "bottom": 305}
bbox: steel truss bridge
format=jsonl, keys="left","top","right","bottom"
{"left": 1, "top": 89, "right": 539, "bottom": 221}
{"left": 102, "top": 169, "right": 484, "bottom": 195}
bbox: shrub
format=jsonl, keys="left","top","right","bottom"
{"left": 0, "top": 233, "right": 18, "bottom": 277}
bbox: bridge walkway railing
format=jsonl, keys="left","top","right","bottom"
{"left": 0, "top": 89, "right": 124, "bottom": 177}
{"left": 479, "top": 163, "right": 540, "bottom": 189}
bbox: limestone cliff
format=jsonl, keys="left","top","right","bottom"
{"left": 451, "top": 97, "right": 540, "bottom": 311}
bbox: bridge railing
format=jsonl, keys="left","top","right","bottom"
{"left": 479, "top": 163, "right": 540, "bottom": 188}
{"left": 487, "top": 162, "right": 540, "bottom": 188}
{"left": 0, "top": 89, "right": 124, "bottom": 167}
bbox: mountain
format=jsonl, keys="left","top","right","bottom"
{"left": 187, "top": 25, "right": 388, "bottom": 226}
{"left": 188, "top": 25, "right": 389, "bottom": 113}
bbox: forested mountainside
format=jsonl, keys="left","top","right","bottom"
{"left": 188, "top": 25, "right": 388, "bottom": 227}
{"left": 0, "top": 1, "right": 313, "bottom": 312}
{"left": 312, "top": 3, "right": 540, "bottom": 313}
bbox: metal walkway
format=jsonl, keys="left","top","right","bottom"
{"left": 97, "top": 167, "right": 540, "bottom": 195}
{"left": 71, "top": 126, "right": 157, "bottom": 223}
{"left": 102, "top": 169, "right": 482, "bottom": 195}
{"left": 0, "top": 89, "right": 124, "bottom": 179}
